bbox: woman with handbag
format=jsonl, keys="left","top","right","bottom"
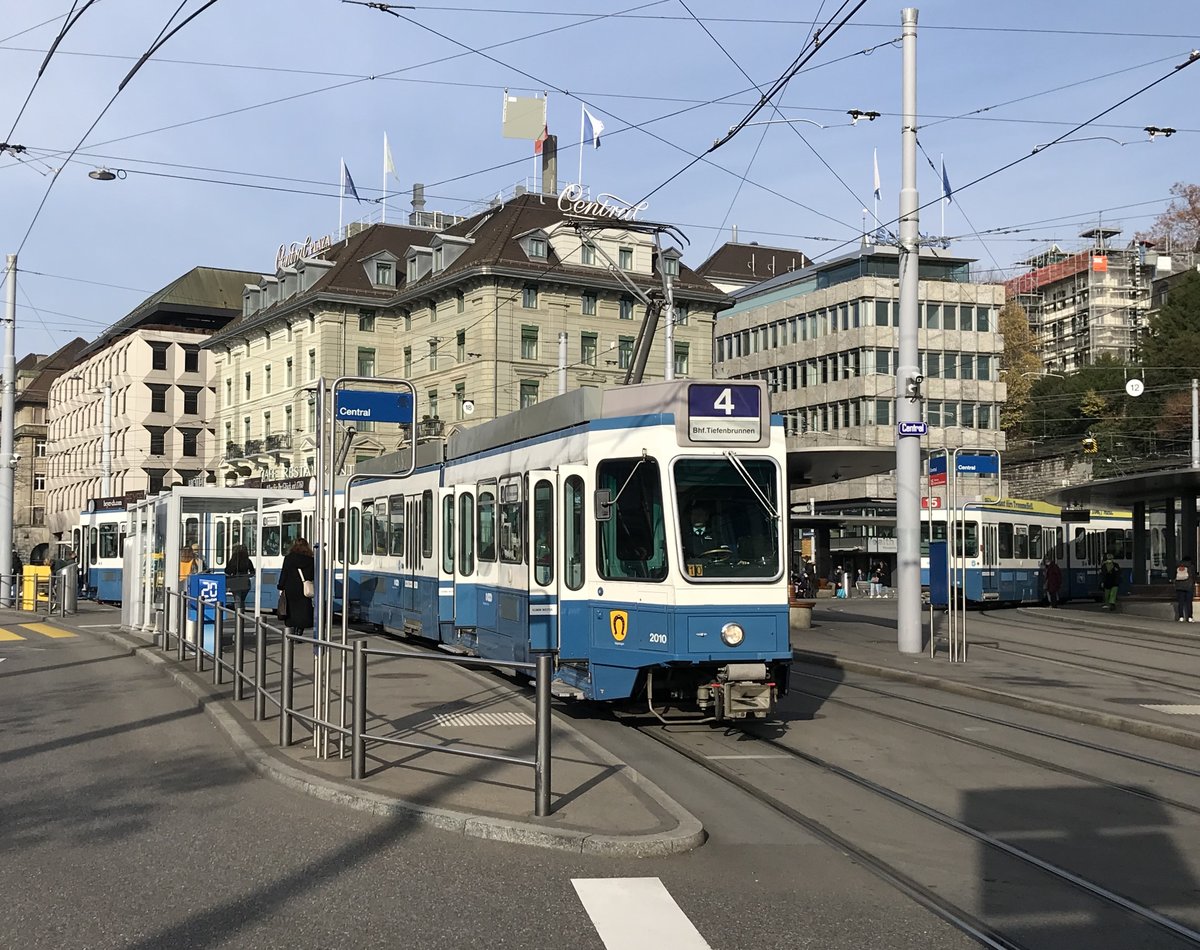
{"left": 225, "top": 544, "right": 255, "bottom": 612}
{"left": 277, "top": 537, "right": 316, "bottom": 636}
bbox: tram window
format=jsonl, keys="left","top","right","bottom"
{"left": 955, "top": 522, "right": 978, "bottom": 558}
{"left": 361, "top": 502, "right": 375, "bottom": 557}
{"left": 499, "top": 478, "right": 522, "bottom": 564}
{"left": 1073, "top": 528, "right": 1086, "bottom": 561}
{"left": 232, "top": 519, "right": 241, "bottom": 550}
{"left": 674, "top": 457, "right": 780, "bottom": 580}
{"left": 533, "top": 480, "right": 553, "bottom": 585}
{"left": 1029, "top": 525, "right": 1042, "bottom": 561}
{"left": 458, "top": 493, "right": 475, "bottom": 576}
{"left": 262, "top": 520, "right": 281, "bottom": 558}
{"left": 243, "top": 515, "right": 257, "bottom": 556}
{"left": 185, "top": 517, "right": 199, "bottom": 548}
{"left": 997, "top": 522, "right": 1013, "bottom": 559}
{"left": 374, "top": 503, "right": 388, "bottom": 557}
{"left": 99, "top": 524, "right": 119, "bottom": 559}
{"left": 597, "top": 457, "right": 667, "bottom": 582}
{"left": 72, "top": 528, "right": 81, "bottom": 560}
{"left": 1107, "top": 528, "right": 1130, "bottom": 559}
{"left": 349, "top": 508, "right": 360, "bottom": 564}
{"left": 422, "top": 491, "right": 434, "bottom": 558}
{"left": 564, "top": 475, "right": 585, "bottom": 591}
{"left": 336, "top": 513, "right": 345, "bottom": 564}
{"left": 215, "top": 522, "right": 226, "bottom": 565}
{"left": 920, "top": 521, "right": 947, "bottom": 557}
{"left": 389, "top": 495, "right": 405, "bottom": 557}
{"left": 1014, "top": 525, "right": 1029, "bottom": 560}
{"left": 118, "top": 524, "right": 126, "bottom": 558}
{"left": 282, "top": 510, "right": 302, "bottom": 553}
{"left": 443, "top": 496, "right": 454, "bottom": 573}
{"left": 477, "top": 484, "right": 496, "bottom": 562}
{"left": 89, "top": 527, "right": 98, "bottom": 565}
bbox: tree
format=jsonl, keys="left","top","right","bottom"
{"left": 1139, "top": 270, "right": 1200, "bottom": 374}
{"left": 1137, "top": 182, "right": 1200, "bottom": 252}
{"left": 998, "top": 300, "right": 1041, "bottom": 434}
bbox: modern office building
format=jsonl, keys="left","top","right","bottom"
{"left": 44, "top": 267, "right": 259, "bottom": 537}
{"left": 713, "top": 244, "right": 1007, "bottom": 504}
{"left": 208, "top": 185, "right": 728, "bottom": 484}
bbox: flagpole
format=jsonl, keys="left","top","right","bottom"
{"left": 382, "top": 136, "right": 388, "bottom": 225}
{"left": 578, "top": 103, "right": 585, "bottom": 187}
{"left": 339, "top": 159, "right": 345, "bottom": 239}
{"left": 940, "top": 152, "right": 945, "bottom": 239}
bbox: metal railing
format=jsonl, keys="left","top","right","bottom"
{"left": 160, "top": 591, "right": 553, "bottom": 817}
{"left": 0, "top": 571, "right": 76, "bottom": 616}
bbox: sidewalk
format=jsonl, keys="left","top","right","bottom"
{"left": 13, "top": 601, "right": 703, "bottom": 857}
{"left": 790, "top": 599, "right": 1200, "bottom": 750}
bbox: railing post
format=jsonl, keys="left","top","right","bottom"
{"left": 160, "top": 589, "right": 171, "bottom": 652}
{"left": 534, "top": 652, "right": 553, "bottom": 817}
{"left": 233, "top": 609, "right": 245, "bottom": 701}
{"left": 194, "top": 594, "right": 204, "bottom": 674}
{"left": 213, "top": 605, "right": 224, "bottom": 686}
{"left": 253, "top": 616, "right": 266, "bottom": 721}
{"left": 177, "top": 592, "right": 186, "bottom": 662}
{"left": 279, "top": 633, "right": 294, "bottom": 747}
{"left": 351, "top": 639, "right": 367, "bottom": 780}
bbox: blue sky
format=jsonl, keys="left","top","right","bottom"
{"left": 2, "top": 0, "right": 1198, "bottom": 357}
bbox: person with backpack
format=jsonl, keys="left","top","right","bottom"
{"left": 1099, "top": 553, "right": 1121, "bottom": 611}
{"left": 1173, "top": 555, "right": 1196, "bottom": 623}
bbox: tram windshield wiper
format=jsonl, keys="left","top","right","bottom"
{"left": 723, "top": 451, "right": 779, "bottom": 523}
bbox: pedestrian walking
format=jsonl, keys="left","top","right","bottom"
{"left": 869, "top": 563, "right": 882, "bottom": 599}
{"left": 1043, "top": 557, "right": 1063, "bottom": 608}
{"left": 1173, "top": 555, "right": 1196, "bottom": 623}
{"left": 277, "top": 537, "right": 315, "bottom": 638}
{"left": 1099, "top": 552, "right": 1121, "bottom": 611}
{"left": 224, "top": 543, "right": 255, "bottom": 613}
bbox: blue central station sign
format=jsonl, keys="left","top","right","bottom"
{"left": 334, "top": 389, "right": 414, "bottom": 425}
{"left": 897, "top": 421, "right": 928, "bottom": 437}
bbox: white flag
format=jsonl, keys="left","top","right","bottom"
{"left": 384, "top": 133, "right": 396, "bottom": 179}
{"left": 583, "top": 107, "right": 605, "bottom": 149}
{"left": 873, "top": 148, "right": 881, "bottom": 201}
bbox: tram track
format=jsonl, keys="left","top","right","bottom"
{"left": 638, "top": 718, "right": 1200, "bottom": 950}
{"left": 980, "top": 610, "right": 1200, "bottom": 664}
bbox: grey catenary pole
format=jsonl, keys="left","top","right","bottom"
{"left": 895, "top": 8, "right": 922, "bottom": 654}
{"left": 0, "top": 254, "right": 16, "bottom": 603}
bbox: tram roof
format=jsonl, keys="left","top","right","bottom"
{"left": 127, "top": 486, "right": 303, "bottom": 515}
{"left": 1048, "top": 466, "right": 1200, "bottom": 508}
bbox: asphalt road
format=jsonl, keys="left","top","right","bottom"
{"left": 0, "top": 624, "right": 973, "bottom": 950}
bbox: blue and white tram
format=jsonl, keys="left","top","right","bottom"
{"left": 922, "top": 497, "right": 1133, "bottom": 606}
{"left": 78, "top": 506, "right": 127, "bottom": 602}
{"left": 345, "top": 380, "right": 792, "bottom": 720}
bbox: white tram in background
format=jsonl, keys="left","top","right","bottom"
{"left": 922, "top": 497, "right": 1138, "bottom": 605}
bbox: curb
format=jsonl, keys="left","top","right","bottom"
{"left": 93, "top": 625, "right": 704, "bottom": 857}
{"left": 794, "top": 649, "right": 1200, "bottom": 751}
{"left": 1013, "top": 606, "right": 1196, "bottom": 638}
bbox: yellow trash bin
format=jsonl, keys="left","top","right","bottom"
{"left": 21, "top": 566, "right": 50, "bottom": 610}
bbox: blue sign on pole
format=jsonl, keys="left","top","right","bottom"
{"left": 955, "top": 453, "right": 1000, "bottom": 475}
{"left": 929, "top": 455, "right": 947, "bottom": 475}
{"left": 897, "top": 421, "right": 928, "bottom": 437}
{"left": 334, "top": 389, "right": 414, "bottom": 425}
{"left": 188, "top": 573, "right": 226, "bottom": 653}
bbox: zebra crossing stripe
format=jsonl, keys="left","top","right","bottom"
{"left": 20, "top": 623, "right": 76, "bottom": 639}
{"left": 431, "top": 711, "right": 535, "bottom": 727}
{"left": 0, "top": 628, "right": 25, "bottom": 641}
{"left": 572, "top": 878, "right": 712, "bottom": 950}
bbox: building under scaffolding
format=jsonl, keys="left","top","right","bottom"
{"left": 1004, "top": 227, "right": 1172, "bottom": 373}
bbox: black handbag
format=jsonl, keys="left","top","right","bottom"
{"left": 276, "top": 589, "right": 288, "bottom": 617}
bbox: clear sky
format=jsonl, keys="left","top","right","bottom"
{"left": 2, "top": 0, "right": 1198, "bottom": 358}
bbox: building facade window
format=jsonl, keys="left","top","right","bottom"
{"left": 150, "top": 385, "right": 168, "bottom": 413}
{"left": 581, "top": 292, "right": 597, "bottom": 316}
{"left": 454, "top": 382, "right": 465, "bottom": 420}
{"left": 183, "top": 388, "right": 199, "bottom": 415}
{"left": 404, "top": 347, "right": 412, "bottom": 376}
{"left": 375, "top": 262, "right": 393, "bottom": 285}
{"left": 529, "top": 237, "right": 547, "bottom": 258}
{"left": 428, "top": 340, "right": 438, "bottom": 371}
{"left": 520, "top": 380, "right": 539, "bottom": 408}
{"left": 184, "top": 347, "right": 199, "bottom": 373}
{"left": 522, "top": 284, "right": 538, "bottom": 309}
{"left": 244, "top": 372, "right": 251, "bottom": 398}
{"left": 284, "top": 404, "right": 293, "bottom": 436}
{"left": 674, "top": 343, "right": 690, "bottom": 376}
{"left": 618, "top": 247, "right": 633, "bottom": 270}
{"left": 34, "top": 474, "right": 45, "bottom": 491}
{"left": 308, "top": 350, "right": 317, "bottom": 379}
{"left": 357, "top": 347, "right": 376, "bottom": 377}
{"left": 428, "top": 390, "right": 439, "bottom": 419}
{"left": 619, "top": 298, "right": 634, "bottom": 320}
{"left": 457, "top": 330, "right": 466, "bottom": 363}
{"left": 182, "top": 430, "right": 198, "bottom": 457}
{"left": 263, "top": 411, "right": 272, "bottom": 438}
{"left": 244, "top": 417, "right": 251, "bottom": 444}
{"left": 148, "top": 428, "right": 166, "bottom": 456}
{"left": 581, "top": 332, "right": 597, "bottom": 366}
{"left": 265, "top": 366, "right": 272, "bottom": 394}
{"left": 35, "top": 439, "right": 46, "bottom": 458}
{"left": 521, "top": 325, "right": 539, "bottom": 360}
{"left": 662, "top": 256, "right": 679, "bottom": 277}
{"left": 359, "top": 309, "right": 376, "bottom": 332}
{"left": 674, "top": 303, "right": 689, "bottom": 326}
{"left": 152, "top": 344, "right": 169, "bottom": 371}
{"left": 618, "top": 336, "right": 634, "bottom": 369}
{"left": 286, "top": 358, "right": 293, "bottom": 388}
{"left": 456, "top": 291, "right": 465, "bottom": 313}
{"left": 581, "top": 242, "right": 596, "bottom": 265}
{"left": 226, "top": 378, "right": 233, "bottom": 407}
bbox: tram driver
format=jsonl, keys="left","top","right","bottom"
{"left": 683, "top": 502, "right": 738, "bottom": 562}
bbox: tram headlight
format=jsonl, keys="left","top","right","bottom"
{"left": 720, "top": 622, "right": 745, "bottom": 647}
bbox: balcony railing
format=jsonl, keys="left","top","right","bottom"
{"left": 225, "top": 441, "right": 244, "bottom": 459}
{"left": 245, "top": 439, "right": 264, "bottom": 456}
{"left": 265, "top": 433, "right": 292, "bottom": 451}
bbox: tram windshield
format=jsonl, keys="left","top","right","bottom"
{"left": 674, "top": 457, "right": 780, "bottom": 580}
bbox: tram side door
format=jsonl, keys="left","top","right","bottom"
{"left": 980, "top": 522, "right": 1000, "bottom": 600}
{"left": 527, "top": 471, "right": 558, "bottom": 656}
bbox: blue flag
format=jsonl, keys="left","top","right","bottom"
{"left": 941, "top": 155, "right": 952, "bottom": 204}
{"left": 342, "top": 161, "right": 362, "bottom": 203}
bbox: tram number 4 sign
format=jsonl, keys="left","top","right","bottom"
{"left": 687, "top": 384, "right": 761, "bottom": 442}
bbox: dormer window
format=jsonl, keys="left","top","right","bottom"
{"left": 407, "top": 258, "right": 419, "bottom": 282}
{"left": 515, "top": 229, "right": 550, "bottom": 261}
{"left": 663, "top": 256, "right": 679, "bottom": 277}
{"left": 530, "top": 237, "right": 547, "bottom": 258}
{"left": 581, "top": 242, "right": 596, "bottom": 265}
{"left": 619, "top": 246, "right": 633, "bottom": 270}
{"left": 375, "top": 261, "right": 393, "bottom": 285}
{"left": 433, "top": 246, "right": 444, "bottom": 271}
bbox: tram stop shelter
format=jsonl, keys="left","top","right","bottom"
{"left": 123, "top": 486, "right": 303, "bottom": 635}
{"left": 1049, "top": 466, "right": 1200, "bottom": 587}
